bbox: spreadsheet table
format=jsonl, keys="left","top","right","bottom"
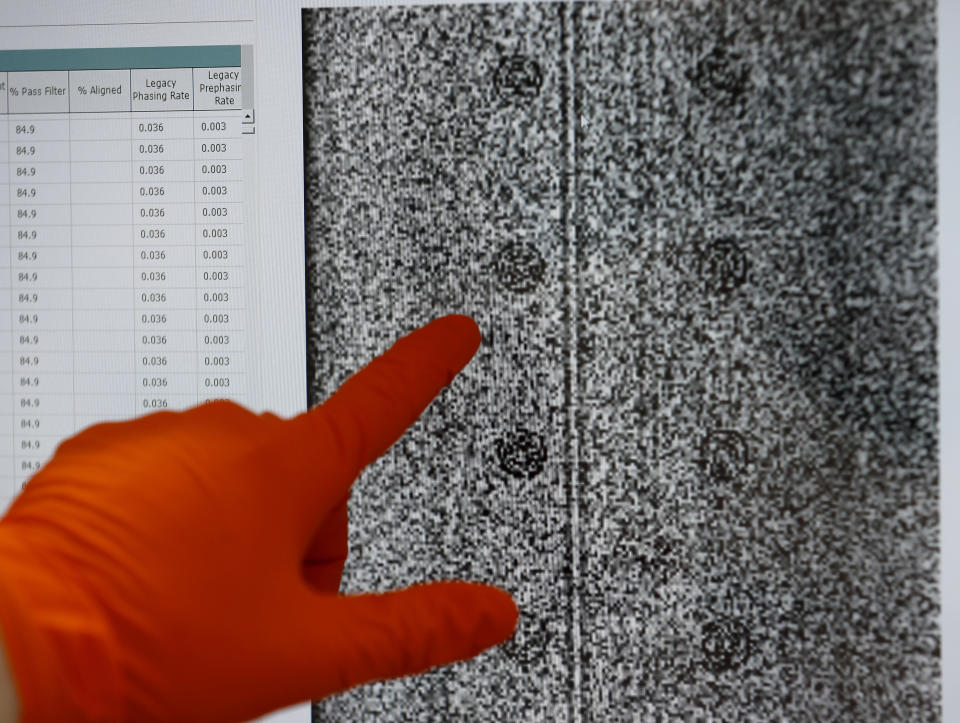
{"left": 0, "top": 45, "right": 256, "bottom": 500}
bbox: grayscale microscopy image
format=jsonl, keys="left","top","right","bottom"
{"left": 301, "top": 1, "right": 938, "bottom": 720}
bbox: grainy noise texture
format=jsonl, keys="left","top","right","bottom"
{"left": 301, "top": 1, "right": 938, "bottom": 720}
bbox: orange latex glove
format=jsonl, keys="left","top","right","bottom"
{"left": 0, "top": 314, "right": 518, "bottom": 722}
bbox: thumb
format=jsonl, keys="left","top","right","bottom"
{"left": 293, "top": 581, "right": 519, "bottom": 700}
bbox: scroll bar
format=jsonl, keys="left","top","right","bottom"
{"left": 241, "top": 44, "right": 254, "bottom": 132}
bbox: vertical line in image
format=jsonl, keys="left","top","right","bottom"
{"left": 193, "top": 67, "right": 199, "bottom": 403}
{"left": 6, "top": 83, "right": 12, "bottom": 491}
{"left": 67, "top": 69, "right": 75, "bottom": 432}
{"left": 130, "top": 69, "right": 135, "bottom": 417}
{"left": 558, "top": 2, "right": 582, "bottom": 721}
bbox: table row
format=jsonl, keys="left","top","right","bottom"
{"left": 2, "top": 224, "right": 243, "bottom": 245}
{"left": 0, "top": 245, "right": 244, "bottom": 266}
{"left": 2, "top": 390, "right": 244, "bottom": 417}
{"left": 2, "top": 181, "right": 243, "bottom": 204}
{"left": 3, "top": 160, "right": 242, "bottom": 183}
{"left": 6, "top": 391, "right": 243, "bottom": 415}
{"left": 3, "top": 203, "right": 242, "bottom": 226}
{"left": 2, "top": 160, "right": 243, "bottom": 183}
{"left": 0, "top": 328, "right": 245, "bottom": 349}
{"left": 0, "top": 309, "right": 244, "bottom": 331}
{"left": 0, "top": 369, "right": 246, "bottom": 394}
{"left": 1, "top": 350, "right": 243, "bottom": 372}
{"left": 0, "top": 265, "right": 245, "bottom": 288}
{"left": 2, "top": 137, "right": 243, "bottom": 162}
{"left": 3, "top": 115, "right": 249, "bottom": 138}
{"left": 7, "top": 211, "right": 242, "bottom": 231}
{"left": 0, "top": 286, "right": 244, "bottom": 307}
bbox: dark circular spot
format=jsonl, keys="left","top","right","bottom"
{"left": 701, "top": 617, "right": 751, "bottom": 673}
{"left": 639, "top": 533, "right": 684, "bottom": 587}
{"left": 698, "top": 236, "right": 749, "bottom": 295}
{"left": 691, "top": 43, "right": 749, "bottom": 101}
{"left": 495, "top": 428, "right": 547, "bottom": 479}
{"left": 494, "top": 240, "right": 546, "bottom": 293}
{"left": 698, "top": 429, "right": 749, "bottom": 485}
{"left": 493, "top": 54, "right": 543, "bottom": 99}
{"left": 778, "top": 662, "right": 802, "bottom": 686}
{"left": 651, "top": 534, "right": 673, "bottom": 558}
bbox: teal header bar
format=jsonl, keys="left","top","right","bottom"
{"left": 0, "top": 45, "right": 240, "bottom": 72}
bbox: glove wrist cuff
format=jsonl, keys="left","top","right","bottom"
{"left": 0, "top": 525, "right": 124, "bottom": 722}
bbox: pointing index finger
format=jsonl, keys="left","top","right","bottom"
{"left": 281, "top": 314, "right": 482, "bottom": 528}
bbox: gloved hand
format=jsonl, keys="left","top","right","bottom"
{"left": 0, "top": 314, "right": 518, "bottom": 722}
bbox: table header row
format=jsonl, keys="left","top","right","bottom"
{"left": 0, "top": 68, "right": 244, "bottom": 114}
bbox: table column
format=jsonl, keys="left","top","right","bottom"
{"left": 8, "top": 71, "right": 73, "bottom": 486}
{"left": 131, "top": 68, "right": 196, "bottom": 413}
{"left": 0, "top": 72, "right": 13, "bottom": 500}
{"left": 69, "top": 69, "right": 136, "bottom": 430}
{"left": 194, "top": 66, "right": 244, "bottom": 404}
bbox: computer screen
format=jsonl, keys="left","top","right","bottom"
{"left": 0, "top": 1, "right": 952, "bottom": 722}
